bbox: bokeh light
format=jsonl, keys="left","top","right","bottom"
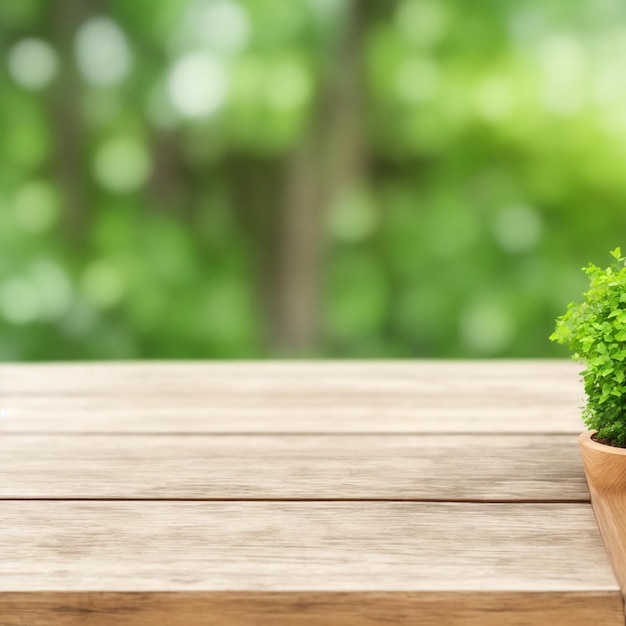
{"left": 75, "top": 17, "right": 132, "bottom": 86}
{"left": 12, "top": 181, "right": 59, "bottom": 233}
{"left": 7, "top": 38, "right": 59, "bottom": 90}
{"left": 167, "top": 52, "right": 229, "bottom": 118}
{"left": 93, "top": 137, "right": 151, "bottom": 193}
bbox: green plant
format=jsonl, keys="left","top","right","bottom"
{"left": 551, "top": 248, "right": 626, "bottom": 447}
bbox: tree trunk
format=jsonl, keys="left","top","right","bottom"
{"left": 271, "top": 0, "right": 368, "bottom": 355}
{"left": 52, "top": 0, "right": 87, "bottom": 244}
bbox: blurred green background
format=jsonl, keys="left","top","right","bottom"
{"left": 1, "top": 0, "right": 625, "bottom": 360}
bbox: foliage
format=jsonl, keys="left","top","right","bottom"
{"left": 1, "top": 0, "right": 626, "bottom": 360}
{"left": 551, "top": 249, "right": 626, "bottom": 446}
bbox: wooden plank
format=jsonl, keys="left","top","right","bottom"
{"left": 0, "top": 434, "right": 589, "bottom": 501}
{"left": 0, "top": 591, "right": 622, "bottom": 626}
{"left": 0, "top": 360, "right": 581, "bottom": 396}
{"left": 0, "top": 502, "right": 616, "bottom": 592}
{"left": 0, "top": 502, "right": 621, "bottom": 625}
{"left": 0, "top": 361, "right": 585, "bottom": 433}
{"left": 0, "top": 394, "right": 584, "bottom": 433}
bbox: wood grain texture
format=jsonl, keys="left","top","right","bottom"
{"left": 0, "top": 434, "right": 588, "bottom": 500}
{"left": 0, "top": 361, "right": 584, "bottom": 433}
{"left": 0, "top": 502, "right": 616, "bottom": 592}
{"left": 0, "top": 394, "right": 585, "bottom": 433}
{"left": 0, "top": 360, "right": 581, "bottom": 395}
{"left": 0, "top": 591, "right": 622, "bottom": 626}
{"left": 0, "top": 361, "right": 617, "bottom": 624}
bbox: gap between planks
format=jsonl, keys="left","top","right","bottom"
{"left": 0, "top": 498, "right": 593, "bottom": 504}
{"left": 0, "top": 431, "right": 583, "bottom": 436}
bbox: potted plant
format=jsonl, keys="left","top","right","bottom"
{"left": 550, "top": 247, "right": 626, "bottom": 591}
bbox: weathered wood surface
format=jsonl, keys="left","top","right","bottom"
{"left": 0, "top": 361, "right": 584, "bottom": 433}
{"left": 0, "top": 502, "right": 616, "bottom": 591}
{"left": 0, "top": 360, "right": 582, "bottom": 395}
{"left": 0, "top": 503, "right": 621, "bottom": 625}
{"left": 0, "top": 394, "right": 584, "bottom": 433}
{"left": 0, "top": 434, "right": 588, "bottom": 500}
{"left": 0, "top": 361, "right": 621, "bottom": 626}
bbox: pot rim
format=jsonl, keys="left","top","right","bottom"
{"left": 579, "top": 430, "right": 626, "bottom": 456}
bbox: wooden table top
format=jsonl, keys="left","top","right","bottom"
{"left": 0, "top": 361, "right": 622, "bottom": 625}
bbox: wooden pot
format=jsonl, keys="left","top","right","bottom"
{"left": 579, "top": 430, "right": 626, "bottom": 593}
